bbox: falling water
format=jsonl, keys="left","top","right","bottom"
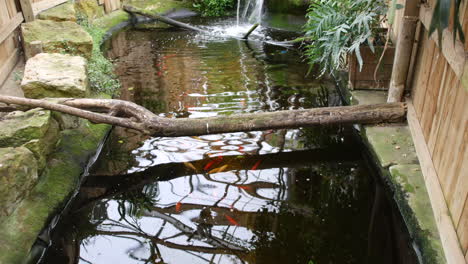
{"left": 237, "top": 0, "right": 264, "bottom": 26}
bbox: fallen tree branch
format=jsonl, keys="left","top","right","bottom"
{"left": 242, "top": 23, "right": 259, "bottom": 39}
{"left": 123, "top": 5, "right": 208, "bottom": 33}
{"left": 0, "top": 95, "right": 406, "bottom": 137}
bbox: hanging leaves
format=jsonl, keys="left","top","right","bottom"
{"left": 429, "top": 0, "right": 465, "bottom": 46}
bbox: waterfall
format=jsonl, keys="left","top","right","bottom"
{"left": 236, "top": 0, "right": 264, "bottom": 26}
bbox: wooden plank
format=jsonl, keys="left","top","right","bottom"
{"left": 427, "top": 64, "right": 454, "bottom": 154}
{"left": 457, "top": 196, "right": 468, "bottom": 254}
{"left": 432, "top": 78, "right": 459, "bottom": 177}
{"left": 438, "top": 82, "right": 466, "bottom": 190}
{"left": 450, "top": 140, "right": 468, "bottom": 227}
{"left": 19, "top": 0, "right": 35, "bottom": 21}
{"left": 420, "top": 48, "right": 445, "bottom": 140}
{"left": 104, "top": 0, "right": 120, "bottom": 13}
{"left": 443, "top": 89, "right": 468, "bottom": 221}
{"left": 419, "top": 4, "right": 467, "bottom": 79}
{"left": 407, "top": 100, "right": 466, "bottom": 264}
{"left": 0, "top": 47, "right": 19, "bottom": 87}
{"left": 5, "top": 0, "right": 19, "bottom": 16}
{"left": 0, "top": 12, "right": 23, "bottom": 44}
{"left": 413, "top": 31, "right": 436, "bottom": 118}
{"left": 32, "top": 0, "right": 68, "bottom": 16}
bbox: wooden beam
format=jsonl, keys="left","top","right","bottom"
{"left": 18, "top": 0, "right": 34, "bottom": 22}
{"left": 419, "top": 4, "right": 467, "bottom": 79}
{"left": 406, "top": 100, "right": 466, "bottom": 264}
{"left": 32, "top": 0, "right": 68, "bottom": 16}
{"left": 0, "top": 12, "right": 24, "bottom": 44}
{"left": 0, "top": 48, "right": 19, "bottom": 87}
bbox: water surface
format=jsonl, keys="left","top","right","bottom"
{"left": 39, "top": 19, "right": 417, "bottom": 264}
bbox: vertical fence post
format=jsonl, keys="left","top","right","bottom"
{"left": 387, "top": 0, "right": 420, "bottom": 102}
{"left": 19, "top": 0, "right": 35, "bottom": 22}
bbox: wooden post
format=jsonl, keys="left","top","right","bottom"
{"left": 387, "top": 16, "right": 419, "bottom": 102}
{"left": 387, "top": 0, "right": 420, "bottom": 102}
{"left": 19, "top": 0, "right": 34, "bottom": 22}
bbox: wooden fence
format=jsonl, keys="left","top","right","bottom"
{"left": 393, "top": 0, "right": 468, "bottom": 263}
{"left": 0, "top": 0, "right": 120, "bottom": 87}
{"left": 0, "top": 0, "right": 22, "bottom": 87}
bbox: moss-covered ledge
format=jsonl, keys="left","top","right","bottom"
{"left": 344, "top": 89, "right": 446, "bottom": 264}
{"left": 0, "top": 120, "right": 109, "bottom": 264}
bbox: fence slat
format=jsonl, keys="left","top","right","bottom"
{"left": 0, "top": 12, "right": 23, "bottom": 44}
{"left": 19, "top": 0, "right": 35, "bottom": 21}
{"left": 0, "top": 47, "right": 19, "bottom": 86}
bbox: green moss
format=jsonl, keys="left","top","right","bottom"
{"left": 78, "top": 20, "right": 121, "bottom": 95}
{"left": 0, "top": 121, "right": 110, "bottom": 264}
{"left": 38, "top": 1, "right": 76, "bottom": 22}
{"left": 21, "top": 20, "right": 93, "bottom": 58}
{"left": 362, "top": 125, "right": 419, "bottom": 168}
{"left": 124, "top": 0, "right": 193, "bottom": 15}
{"left": 74, "top": 0, "right": 105, "bottom": 22}
{"left": 93, "top": 10, "right": 131, "bottom": 32}
{"left": 389, "top": 165, "right": 446, "bottom": 264}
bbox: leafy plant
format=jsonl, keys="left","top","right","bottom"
{"left": 193, "top": 0, "right": 235, "bottom": 17}
{"left": 76, "top": 13, "right": 120, "bottom": 95}
{"left": 429, "top": 0, "right": 465, "bottom": 45}
{"left": 302, "top": 0, "right": 387, "bottom": 75}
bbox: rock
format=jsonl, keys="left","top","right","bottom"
{"left": 21, "top": 20, "right": 93, "bottom": 59}
{"left": 0, "top": 147, "right": 39, "bottom": 219}
{"left": 93, "top": 9, "right": 130, "bottom": 32}
{"left": 75, "top": 0, "right": 105, "bottom": 22}
{"left": 124, "top": 0, "right": 193, "bottom": 16}
{"left": 21, "top": 53, "right": 89, "bottom": 98}
{"left": 0, "top": 108, "right": 60, "bottom": 169}
{"left": 38, "top": 2, "right": 77, "bottom": 22}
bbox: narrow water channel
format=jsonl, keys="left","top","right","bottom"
{"left": 39, "top": 19, "right": 418, "bottom": 264}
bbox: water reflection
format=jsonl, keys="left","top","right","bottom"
{"left": 39, "top": 21, "right": 417, "bottom": 264}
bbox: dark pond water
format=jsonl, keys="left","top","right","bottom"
{"left": 39, "top": 18, "right": 418, "bottom": 264}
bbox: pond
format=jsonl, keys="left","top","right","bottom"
{"left": 38, "top": 18, "right": 418, "bottom": 264}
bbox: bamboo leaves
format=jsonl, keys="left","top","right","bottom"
{"left": 303, "top": 0, "right": 387, "bottom": 75}
{"left": 429, "top": 0, "right": 465, "bottom": 46}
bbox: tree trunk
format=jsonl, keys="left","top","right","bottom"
{"left": 123, "top": 5, "right": 208, "bottom": 33}
{"left": 0, "top": 95, "right": 406, "bottom": 137}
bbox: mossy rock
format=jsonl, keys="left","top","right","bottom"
{"left": 21, "top": 53, "right": 89, "bottom": 99}
{"left": 0, "top": 108, "right": 60, "bottom": 169}
{"left": 21, "top": 20, "right": 93, "bottom": 59}
{"left": 38, "top": 1, "right": 77, "bottom": 22}
{"left": 362, "top": 125, "right": 419, "bottom": 168}
{"left": 74, "top": 0, "right": 105, "bottom": 22}
{"left": 0, "top": 121, "right": 110, "bottom": 264}
{"left": 93, "top": 9, "right": 131, "bottom": 32}
{"left": 389, "top": 165, "right": 446, "bottom": 264}
{"left": 123, "top": 0, "right": 193, "bottom": 15}
{"left": 0, "top": 147, "right": 39, "bottom": 220}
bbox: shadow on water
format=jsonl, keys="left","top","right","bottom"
{"left": 38, "top": 18, "right": 419, "bottom": 264}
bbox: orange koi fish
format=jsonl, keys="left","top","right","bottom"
{"left": 204, "top": 160, "right": 216, "bottom": 171}
{"left": 225, "top": 215, "right": 239, "bottom": 226}
{"left": 251, "top": 160, "right": 262, "bottom": 170}
{"left": 184, "top": 162, "right": 197, "bottom": 172}
{"left": 208, "top": 164, "right": 228, "bottom": 174}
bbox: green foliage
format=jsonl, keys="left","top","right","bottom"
{"left": 429, "top": 0, "right": 465, "bottom": 46}
{"left": 302, "top": 0, "right": 387, "bottom": 75}
{"left": 193, "top": 0, "right": 235, "bottom": 17}
{"left": 77, "top": 15, "right": 120, "bottom": 95}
